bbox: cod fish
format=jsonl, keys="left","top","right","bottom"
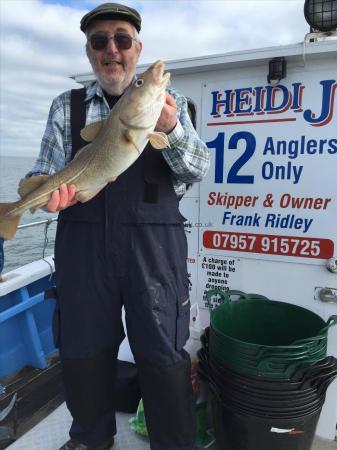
{"left": 0, "top": 60, "right": 170, "bottom": 240}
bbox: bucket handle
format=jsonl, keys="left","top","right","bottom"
{"left": 317, "top": 315, "right": 337, "bottom": 334}
{"left": 257, "top": 353, "right": 311, "bottom": 377}
{"left": 205, "top": 290, "right": 228, "bottom": 312}
{"left": 301, "top": 361, "right": 337, "bottom": 391}
{"left": 205, "top": 290, "right": 248, "bottom": 310}
{"left": 291, "top": 356, "right": 335, "bottom": 382}
{"left": 257, "top": 339, "right": 325, "bottom": 360}
{"left": 205, "top": 289, "right": 268, "bottom": 310}
{"left": 224, "top": 290, "right": 269, "bottom": 302}
{"left": 257, "top": 345, "right": 324, "bottom": 361}
{"left": 205, "top": 290, "right": 247, "bottom": 315}
{"left": 292, "top": 315, "right": 337, "bottom": 346}
{"left": 316, "top": 371, "right": 337, "bottom": 396}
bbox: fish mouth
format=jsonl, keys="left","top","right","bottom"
{"left": 119, "top": 61, "right": 169, "bottom": 127}
{"left": 160, "top": 71, "right": 171, "bottom": 88}
{"left": 151, "top": 60, "right": 170, "bottom": 87}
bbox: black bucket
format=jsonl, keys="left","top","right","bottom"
{"left": 198, "top": 334, "right": 337, "bottom": 450}
{"left": 213, "top": 386, "right": 325, "bottom": 419}
{"left": 208, "top": 352, "right": 337, "bottom": 403}
{"left": 200, "top": 328, "right": 337, "bottom": 392}
{"left": 198, "top": 341, "right": 337, "bottom": 397}
{"left": 206, "top": 289, "right": 337, "bottom": 379}
{"left": 210, "top": 387, "right": 322, "bottom": 450}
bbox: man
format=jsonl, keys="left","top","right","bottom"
{"left": 28, "top": 3, "right": 210, "bottom": 450}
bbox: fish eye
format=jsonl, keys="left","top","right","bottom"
{"left": 135, "top": 79, "right": 144, "bottom": 87}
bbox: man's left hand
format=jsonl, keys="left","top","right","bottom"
{"left": 155, "top": 93, "right": 177, "bottom": 134}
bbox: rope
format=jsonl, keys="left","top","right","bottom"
{"left": 42, "top": 219, "right": 55, "bottom": 280}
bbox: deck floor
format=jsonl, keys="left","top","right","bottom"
{"left": 6, "top": 402, "right": 337, "bottom": 450}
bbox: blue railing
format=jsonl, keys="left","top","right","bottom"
{"left": 0, "top": 219, "right": 57, "bottom": 395}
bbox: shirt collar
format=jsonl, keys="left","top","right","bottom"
{"left": 84, "top": 81, "right": 104, "bottom": 102}
{"left": 84, "top": 76, "right": 138, "bottom": 102}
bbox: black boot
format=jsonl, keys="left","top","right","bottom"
{"left": 138, "top": 353, "right": 196, "bottom": 449}
{"left": 58, "top": 436, "right": 114, "bottom": 450}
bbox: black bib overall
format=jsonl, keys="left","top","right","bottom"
{"left": 54, "top": 89, "right": 196, "bottom": 450}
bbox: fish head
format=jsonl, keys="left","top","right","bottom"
{"left": 119, "top": 60, "right": 170, "bottom": 129}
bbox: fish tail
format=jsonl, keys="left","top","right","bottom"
{"left": 0, "top": 202, "right": 24, "bottom": 240}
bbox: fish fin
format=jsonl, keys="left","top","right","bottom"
{"left": 80, "top": 120, "right": 105, "bottom": 142}
{"left": 75, "top": 187, "right": 104, "bottom": 203}
{"left": 124, "top": 129, "right": 141, "bottom": 154}
{"left": 18, "top": 175, "right": 50, "bottom": 198}
{"left": 148, "top": 132, "right": 170, "bottom": 150}
{"left": 0, "top": 203, "right": 24, "bottom": 240}
{"left": 18, "top": 176, "right": 51, "bottom": 214}
{"left": 29, "top": 203, "right": 46, "bottom": 214}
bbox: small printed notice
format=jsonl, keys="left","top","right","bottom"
{"left": 197, "top": 255, "right": 241, "bottom": 309}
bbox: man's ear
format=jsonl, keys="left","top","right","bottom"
{"left": 137, "top": 41, "right": 143, "bottom": 58}
{"left": 85, "top": 42, "right": 90, "bottom": 58}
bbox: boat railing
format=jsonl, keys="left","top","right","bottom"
{"left": 17, "top": 217, "right": 58, "bottom": 230}
{"left": 0, "top": 218, "right": 59, "bottom": 394}
{"left": 0, "top": 217, "right": 58, "bottom": 282}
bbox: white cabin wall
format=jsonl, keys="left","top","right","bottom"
{"left": 171, "top": 49, "right": 337, "bottom": 439}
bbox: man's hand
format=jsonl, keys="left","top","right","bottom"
{"left": 155, "top": 93, "right": 177, "bottom": 134}
{"left": 44, "top": 184, "right": 78, "bottom": 212}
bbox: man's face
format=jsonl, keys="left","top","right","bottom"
{"left": 86, "top": 19, "right": 142, "bottom": 95}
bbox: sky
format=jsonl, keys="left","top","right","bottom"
{"left": 0, "top": 0, "right": 310, "bottom": 160}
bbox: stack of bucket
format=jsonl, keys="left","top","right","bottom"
{"left": 198, "top": 290, "right": 337, "bottom": 450}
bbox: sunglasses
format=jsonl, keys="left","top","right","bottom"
{"left": 89, "top": 32, "right": 136, "bottom": 51}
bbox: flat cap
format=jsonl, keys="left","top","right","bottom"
{"left": 80, "top": 2, "right": 141, "bottom": 33}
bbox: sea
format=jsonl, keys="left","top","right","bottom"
{"left": 0, "top": 155, "right": 57, "bottom": 274}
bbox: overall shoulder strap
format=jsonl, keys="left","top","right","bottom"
{"left": 70, "top": 88, "right": 87, "bottom": 159}
{"left": 59, "top": 87, "right": 106, "bottom": 223}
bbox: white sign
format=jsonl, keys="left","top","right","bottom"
{"left": 199, "top": 71, "right": 337, "bottom": 264}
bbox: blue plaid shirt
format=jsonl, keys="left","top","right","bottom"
{"left": 28, "top": 81, "right": 210, "bottom": 198}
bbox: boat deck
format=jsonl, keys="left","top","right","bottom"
{"left": 6, "top": 402, "right": 149, "bottom": 450}
{"left": 6, "top": 402, "right": 337, "bottom": 450}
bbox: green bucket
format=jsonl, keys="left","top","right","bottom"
{"left": 206, "top": 290, "right": 337, "bottom": 378}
